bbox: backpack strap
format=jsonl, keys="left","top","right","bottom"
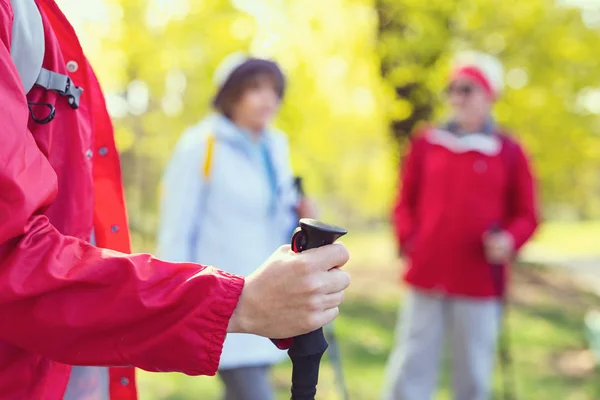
{"left": 9, "top": 0, "right": 83, "bottom": 124}
{"left": 9, "top": 0, "right": 45, "bottom": 94}
{"left": 198, "top": 132, "right": 217, "bottom": 213}
{"left": 34, "top": 67, "right": 83, "bottom": 109}
{"left": 201, "top": 133, "right": 216, "bottom": 181}
{"left": 190, "top": 132, "right": 216, "bottom": 249}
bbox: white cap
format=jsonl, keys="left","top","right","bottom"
{"left": 213, "top": 52, "right": 250, "bottom": 88}
{"left": 451, "top": 50, "right": 505, "bottom": 98}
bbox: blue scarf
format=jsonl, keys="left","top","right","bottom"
{"left": 217, "top": 115, "right": 279, "bottom": 215}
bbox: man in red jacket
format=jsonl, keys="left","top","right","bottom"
{"left": 382, "top": 51, "right": 539, "bottom": 400}
{"left": 0, "top": 1, "right": 350, "bottom": 399}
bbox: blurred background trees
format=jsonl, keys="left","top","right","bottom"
{"left": 56, "top": 0, "right": 600, "bottom": 249}
{"left": 53, "top": 1, "right": 600, "bottom": 398}
{"left": 377, "top": 0, "right": 600, "bottom": 221}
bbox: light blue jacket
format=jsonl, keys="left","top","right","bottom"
{"left": 156, "top": 113, "right": 299, "bottom": 370}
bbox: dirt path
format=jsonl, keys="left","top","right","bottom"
{"left": 520, "top": 245, "right": 600, "bottom": 294}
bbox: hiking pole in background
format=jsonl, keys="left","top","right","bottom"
{"left": 489, "top": 224, "right": 516, "bottom": 400}
{"left": 294, "top": 176, "right": 350, "bottom": 400}
{"left": 294, "top": 176, "right": 305, "bottom": 197}
{"left": 323, "top": 323, "right": 350, "bottom": 400}
{"left": 272, "top": 218, "right": 348, "bottom": 400}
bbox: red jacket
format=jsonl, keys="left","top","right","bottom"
{"left": 0, "top": 1, "right": 244, "bottom": 399}
{"left": 392, "top": 125, "right": 539, "bottom": 297}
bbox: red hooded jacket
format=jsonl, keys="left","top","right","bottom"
{"left": 0, "top": 1, "right": 244, "bottom": 398}
{"left": 392, "top": 125, "right": 539, "bottom": 297}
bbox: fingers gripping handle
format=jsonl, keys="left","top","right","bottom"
{"left": 272, "top": 218, "right": 348, "bottom": 350}
{"left": 272, "top": 218, "right": 347, "bottom": 400}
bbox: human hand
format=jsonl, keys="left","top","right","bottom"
{"left": 483, "top": 230, "right": 515, "bottom": 265}
{"left": 227, "top": 243, "right": 350, "bottom": 338}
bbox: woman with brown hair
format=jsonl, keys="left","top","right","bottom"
{"left": 157, "top": 53, "right": 315, "bottom": 400}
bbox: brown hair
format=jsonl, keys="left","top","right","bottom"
{"left": 212, "top": 59, "right": 286, "bottom": 118}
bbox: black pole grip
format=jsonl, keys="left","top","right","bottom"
{"left": 282, "top": 218, "right": 347, "bottom": 400}
{"left": 289, "top": 338, "right": 326, "bottom": 398}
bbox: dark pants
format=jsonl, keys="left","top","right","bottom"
{"left": 218, "top": 365, "right": 274, "bottom": 400}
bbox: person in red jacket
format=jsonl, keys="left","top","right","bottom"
{"left": 382, "top": 51, "right": 539, "bottom": 400}
{"left": 0, "top": 1, "right": 350, "bottom": 399}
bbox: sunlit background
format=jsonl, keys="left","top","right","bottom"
{"left": 56, "top": 0, "right": 600, "bottom": 399}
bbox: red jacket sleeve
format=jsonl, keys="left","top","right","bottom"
{"left": 392, "top": 137, "right": 424, "bottom": 254}
{"left": 0, "top": 3, "right": 243, "bottom": 376}
{"left": 505, "top": 142, "right": 540, "bottom": 250}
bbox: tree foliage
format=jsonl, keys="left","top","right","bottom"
{"left": 56, "top": 0, "right": 600, "bottom": 249}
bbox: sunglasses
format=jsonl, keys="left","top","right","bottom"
{"left": 446, "top": 84, "right": 478, "bottom": 96}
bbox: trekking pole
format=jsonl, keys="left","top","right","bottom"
{"left": 294, "top": 176, "right": 305, "bottom": 197}
{"left": 272, "top": 218, "right": 348, "bottom": 400}
{"left": 489, "top": 224, "right": 516, "bottom": 400}
{"left": 324, "top": 322, "right": 350, "bottom": 400}
{"left": 294, "top": 177, "right": 350, "bottom": 400}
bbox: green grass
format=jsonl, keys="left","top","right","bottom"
{"left": 136, "top": 222, "right": 600, "bottom": 399}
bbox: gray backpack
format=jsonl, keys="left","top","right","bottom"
{"left": 10, "top": 0, "right": 83, "bottom": 123}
